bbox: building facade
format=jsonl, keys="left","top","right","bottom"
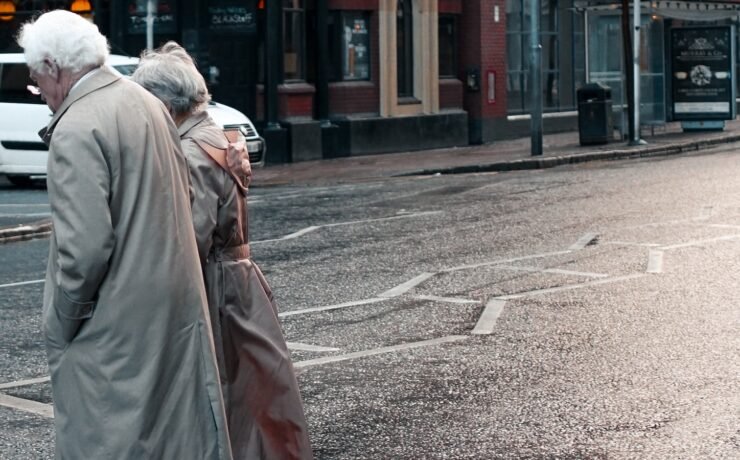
{"left": 2, "top": 1, "right": 740, "bottom": 163}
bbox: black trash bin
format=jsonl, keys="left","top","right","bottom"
{"left": 577, "top": 83, "right": 613, "bottom": 146}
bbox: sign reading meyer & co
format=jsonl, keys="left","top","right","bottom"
{"left": 670, "top": 26, "right": 736, "bottom": 121}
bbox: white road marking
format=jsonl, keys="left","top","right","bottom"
{"left": 472, "top": 299, "right": 506, "bottom": 335}
{"left": 0, "top": 279, "right": 44, "bottom": 289}
{"left": 379, "top": 273, "right": 435, "bottom": 298}
{"left": 707, "top": 224, "right": 740, "bottom": 230}
{"left": 441, "top": 251, "right": 572, "bottom": 273}
{"left": 412, "top": 295, "right": 479, "bottom": 304}
{"left": 278, "top": 298, "right": 387, "bottom": 317}
{"left": 0, "top": 204, "right": 49, "bottom": 208}
{"left": 603, "top": 241, "right": 662, "bottom": 247}
{"left": 497, "top": 274, "right": 646, "bottom": 300}
{"left": 252, "top": 212, "right": 442, "bottom": 245}
{"left": 0, "top": 213, "right": 51, "bottom": 218}
{"left": 293, "top": 335, "right": 467, "bottom": 369}
{"left": 647, "top": 250, "right": 663, "bottom": 274}
{"left": 0, "top": 376, "right": 50, "bottom": 390}
{"left": 660, "top": 234, "right": 740, "bottom": 250}
{"left": 286, "top": 342, "right": 340, "bottom": 352}
{"left": 495, "top": 265, "right": 608, "bottom": 278}
{"left": 569, "top": 232, "right": 598, "bottom": 250}
{"left": 0, "top": 393, "right": 53, "bottom": 419}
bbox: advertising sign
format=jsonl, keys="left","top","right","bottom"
{"left": 208, "top": 0, "right": 257, "bottom": 35}
{"left": 127, "top": 0, "right": 176, "bottom": 35}
{"left": 670, "top": 26, "right": 736, "bottom": 120}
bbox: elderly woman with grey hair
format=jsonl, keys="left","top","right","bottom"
{"left": 18, "top": 11, "right": 232, "bottom": 460}
{"left": 132, "top": 42, "right": 313, "bottom": 460}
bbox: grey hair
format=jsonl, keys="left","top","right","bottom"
{"left": 131, "top": 41, "right": 211, "bottom": 117}
{"left": 17, "top": 10, "right": 109, "bottom": 75}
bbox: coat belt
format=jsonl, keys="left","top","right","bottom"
{"left": 213, "top": 244, "right": 250, "bottom": 261}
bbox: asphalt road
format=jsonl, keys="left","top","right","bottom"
{"left": 1, "top": 146, "right": 739, "bottom": 459}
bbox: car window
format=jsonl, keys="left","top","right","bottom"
{"left": 0, "top": 63, "right": 44, "bottom": 104}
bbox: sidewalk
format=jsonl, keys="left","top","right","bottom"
{"left": 4, "top": 119, "right": 740, "bottom": 242}
{"left": 251, "top": 119, "right": 740, "bottom": 187}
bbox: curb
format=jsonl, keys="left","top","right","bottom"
{"left": 0, "top": 220, "right": 52, "bottom": 245}
{"left": 3, "top": 132, "right": 740, "bottom": 242}
{"left": 397, "top": 133, "right": 740, "bottom": 177}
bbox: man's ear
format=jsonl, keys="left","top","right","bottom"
{"left": 43, "top": 58, "right": 60, "bottom": 81}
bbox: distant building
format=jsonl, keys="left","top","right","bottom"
{"left": 2, "top": 0, "right": 740, "bottom": 162}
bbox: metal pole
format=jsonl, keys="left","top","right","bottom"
{"left": 621, "top": 0, "right": 634, "bottom": 142}
{"left": 265, "top": 0, "right": 280, "bottom": 129}
{"left": 529, "top": 0, "right": 543, "bottom": 156}
{"left": 146, "top": 0, "right": 155, "bottom": 51}
{"left": 631, "top": 0, "right": 645, "bottom": 145}
{"left": 316, "top": 0, "right": 330, "bottom": 126}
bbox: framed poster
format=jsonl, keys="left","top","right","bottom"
{"left": 670, "top": 26, "right": 736, "bottom": 121}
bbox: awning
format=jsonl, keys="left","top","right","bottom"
{"left": 574, "top": 1, "right": 740, "bottom": 21}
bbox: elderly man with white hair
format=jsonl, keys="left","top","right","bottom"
{"left": 18, "top": 10, "right": 233, "bottom": 460}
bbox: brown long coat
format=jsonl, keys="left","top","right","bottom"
{"left": 179, "top": 111, "right": 313, "bottom": 459}
{"left": 41, "top": 68, "right": 232, "bottom": 459}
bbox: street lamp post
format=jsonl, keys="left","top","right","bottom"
{"left": 529, "top": 0, "right": 543, "bottom": 156}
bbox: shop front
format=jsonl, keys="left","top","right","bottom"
{"left": 577, "top": 0, "right": 740, "bottom": 135}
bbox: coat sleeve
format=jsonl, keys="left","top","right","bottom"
{"left": 183, "top": 139, "right": 222, "bottom": 263}
{"left": 46, "top": 125, "right": 115, "bottom": 343}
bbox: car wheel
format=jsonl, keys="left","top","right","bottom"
{"left": 7, "top": 176, "right": 34, "bottom": 187}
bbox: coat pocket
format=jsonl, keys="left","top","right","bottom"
{"left": 48, "top": 286, "right": 96, "bottom": 344}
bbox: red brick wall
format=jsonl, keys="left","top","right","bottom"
{"left": 439, "top": 0, "right": 462, "bottom": 14}
{"left": 329, "top": 0, "right": 377, "bottom": 10}
{"left": 279, "top": 83, "right": 315, "bottom": 119}
{"left": 461, "top": 0, "right": 507, "bottom": 119}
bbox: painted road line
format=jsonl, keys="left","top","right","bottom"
{"left": 0, "top": 204, "right": 49, "bottom": 208}
{"left": 441, "top": 250, "right": 572, "bottom": 273}
{"left": 707, "top": 224, "right": 740, "bottom": 230}
{"left": 278, "top": 298, "right": 387, "bottom": 317}
{"left": 647, "top": 250, "right": 664, "bottom": 274}
{"left": 660, "top": 234, "right": 740, "bottom": 250}
{"left": 603, "top": 241, "right": 661, "bottom": 247}
{"left": 497, "top": 273, "right": 646, "bottom": 300}
{"left": 286, "top": 342, "right": 340, "bottom": 352}
{"left": 544, "top": 268, "right": 609, "bottom": 278}
{"left": 0, "top": 213, "right": 51, "bottom": 218}
{"left": 569, "top": 232, "right": 598, "bottom": 250}
{"left": 495, "top": 265, "right": 608, "bottom": 278}
{"left": 412, "top": 295, "right": 479, "bottom": 304}
{"left": 253, "top": 211, "right": 442, "bottom": 245}
{"left": 471, "top": 299, "right": 506, "bottom": 335}
{"left": 0, "top": 279, "right": 44, "bottom": 289}
{"left": 379, "top": 273, "right": 435, "bottom": 298}
{"left": 323, "top": 211, "right": 443, "bottom": 228}
{"left": 0, "top": 393, "right": 53, "bottom": 418}
{"left": 293, "top": 335, "right": 467, "bottom": 369}
{"left": 281, "top": 226, "right": 321, "bottom": 240}
{"left": 0, "top": 376, "right": 50, "bottom": 390}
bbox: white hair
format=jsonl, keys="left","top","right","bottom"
{"left": 131, "top": 41, "right": 211, "bottom": 116}
{"left": 17, "top": 10, "right": 109, "bottom": 75}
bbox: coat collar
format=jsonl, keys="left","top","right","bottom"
{"left": 177, "top": 110, "right": 210, "bottom": 139}
{"left": 38, "top": 66, "right": 121, "bottom": 146}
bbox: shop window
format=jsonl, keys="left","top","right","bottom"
{"left": 439, "top": 14, "right": 457, "bottom": 78}
{"left": 283, "top": 0, "right": 305, "bottom": 81}
{"left": 505, "top": 0, "right": 584, "bottom": 114}
{"left": 397, "top": 0, "right": 413, "bottom": 98}
{"left": 340, "top": 12, "right": 370, "bottom": 81}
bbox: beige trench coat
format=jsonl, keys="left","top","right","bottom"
{"left": 41, "top": 68, "right": 232, "bottom": 459}
{"left": 179, "top": 111, "right": 313, "bottom": 460}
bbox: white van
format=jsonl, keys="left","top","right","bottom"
{"left": 0, "top": 54, "right": 265, "bottom": 187}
